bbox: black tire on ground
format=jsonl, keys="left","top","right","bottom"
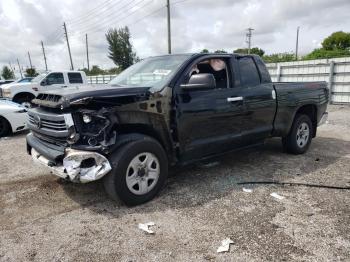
{"left": 282, "top": 114, "right": 313, "bottom": 154}
{"left": 14, "top": 95, "right": 35, "bottom": 108}
{"left": 0, "top": 117, "right": 11, "bottom": 137}
{"left": 103, "top": 136, "right": 168, "bottom": 206}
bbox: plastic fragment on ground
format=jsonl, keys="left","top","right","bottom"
{"left": 217, "top": 238, "right": 234, "bottom": 253}
{"left": 138, "top": 222, "right": 156, "bottom": 234}
{"left": 270, "top": 192, "right": 285, "bottom": 200}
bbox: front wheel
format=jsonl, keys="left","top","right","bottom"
{"left": 282, "top": 114, "right": 313, "bottom": 154}
{"left": 103, "top": 136, "right": 168, "bottom": 206}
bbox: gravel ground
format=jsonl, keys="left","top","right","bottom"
{"left": 0, "top": 105, "right": 349, "bottom": 261}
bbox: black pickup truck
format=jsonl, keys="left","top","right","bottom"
{"left": 26, "top": 53, "right": 328, "bottom": 205}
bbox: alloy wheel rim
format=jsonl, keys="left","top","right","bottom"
{"left": 296, "top": 122, "right": 310, "bottom": 148}
{"left": 125, "top": 152, "right": 160, "bottom": 195}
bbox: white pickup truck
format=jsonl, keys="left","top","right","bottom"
{"left": 0, "top": 71, "right": 88, "bottom": 107}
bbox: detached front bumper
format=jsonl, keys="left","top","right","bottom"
{"left": 27, "top": 134, "right": 112, "bottom": 183}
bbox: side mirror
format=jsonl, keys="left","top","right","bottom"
{"left": 40, "top": 79, "right": 48, "bottom": 86}
{"left": 180, "top": 73, "right": 216, "bottom": 90}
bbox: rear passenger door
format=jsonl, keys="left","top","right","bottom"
{"left": 67, "top": 72, "right": 84, "bottom": 85}
{"left": 236, "top": 56, "right": 276, "bottom": 142}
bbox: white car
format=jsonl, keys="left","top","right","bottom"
{"left": 0, "top": 99, "right": 27, "bottom": 137}
{"left": 0, "top": 71, "right": 88, "bottom": 107}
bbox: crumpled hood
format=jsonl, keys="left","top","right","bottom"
{"left": 32, "top": 84, "right": 151, "bottom": 108}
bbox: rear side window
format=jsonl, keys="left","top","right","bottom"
{"left": 68, "top": 73, "right": 83, "bottom": 84}
{"left": 255, "top": 57, "right": 271, "bottom": 83}
{"left": 238, "top": 57, "right": 260, "bottom": 87}
{"left": 46, "top": 73, "right": 64, "bottom": 85}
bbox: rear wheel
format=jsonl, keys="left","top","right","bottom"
{"left": 103, "top": 136, "right": 168, "bottom": 206}
{"left": 0, "top": 117, "right": 11, "bottom": 137}
{"left": 282, "top": 114, "right": 313, "bottom": 154}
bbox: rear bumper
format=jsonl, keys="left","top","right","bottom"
{"left": 318, "top": 112, "right": 328, "bottom": 126}
{"left": 27, "top": 134, "right": 112, "bottom": 183}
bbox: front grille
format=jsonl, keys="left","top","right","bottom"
{"left": 36, "top": 93, "right": 62, "bottom": 103}
{"left": 28, "top": 115, "right": 67, "bottom": 131}
{"left": 27, "top": 107, "right": 74, "bottom": 138}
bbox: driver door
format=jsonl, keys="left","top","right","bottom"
{"left": 174, "top": 56, "right": 245, "bottom": 162}
{"left": 39, "top": 72, "right": 66, "bottom": 92}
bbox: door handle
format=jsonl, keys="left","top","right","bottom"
{"left": 62, "top": 85, "right": 67, "bottom": 88}
{"left": 227, "top": 96, "right": 243, "bottom": 102}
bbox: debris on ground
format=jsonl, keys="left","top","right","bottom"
{"left": 217, "top": 238, "right": 234, "bottom": 253}
{"left": 242, "top": 187, "right": 253, "bottom": 193}
{"left": 201, "top": 161, "right": 220, "bottom": 168}
{"left": 138, "top": 222, "right": 156, "bottom": 234}
{"left": 270, "top": 192, "right": 285, "bottom": 200}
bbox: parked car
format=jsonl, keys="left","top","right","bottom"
{"left": 26, "top": 53, "right": 328, "bottom": 205}
{"left": 0, "top": 71, "right": 88, "bottom": 107}
{"left": 16, "top": 77, "right": 34, "bottom": 83}
{"left": 0, "top": 99, "right": 27, "bottom": 137}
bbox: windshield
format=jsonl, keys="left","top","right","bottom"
{"left": 110, "top": 55, "right": 191, "bottom": 90}
{"left": 32, "top": 73, "right": 48, "bottom": 83}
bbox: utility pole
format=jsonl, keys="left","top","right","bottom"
{"left": 27, "top": 51, "right": 33, "bottom": 69}
{"left": 63, "top": 22, "right": 74, "bottom": 70}
{"left": 17, "top": 59, "right": 23, "bottom": 78}
{"left": 295, "top": 26, "right": 300, "bottom": 60}
{"left": 41, "top": 41, "right": 48, "bottom": 71}
{"left": 85, "top": 34, "right": 90, "bottom": 71}
{"left": 246, "top": 28, "right": 254, "bottom": 54}
{"left": 166, "top": 0, "right": 171, "bottom": 54}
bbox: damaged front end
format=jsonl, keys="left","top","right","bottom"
{"left": 31, "top": 148, "right": 112, "bottom": 183}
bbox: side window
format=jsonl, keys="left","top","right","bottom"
{"left": 238, "top": 57, "right": 260, "bottom": 87}
{"left": 255, "top": 57, "right": 271, "bottom": 83}
{"left": 68, "top": 73, "right": 83, "bottom": 84}
{"left": 186, "top": 58, "right": 230, "bottom": 89}
{"left": 46, "top": 73, "right": 64, "bottom": 85}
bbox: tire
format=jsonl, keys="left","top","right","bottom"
{"left": 103, "top": 136, "right": 168, "bottom": 206}
{"left": 0, "top": 117, "right": 11, "bottom": 137}
{"left": 282, "top": 114, "right": 313, "bottom": 154}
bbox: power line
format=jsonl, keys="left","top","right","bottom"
{"left": 69, "top": 0, "right": 131, "bottom": 28}
{"left": 71, "top": 0, "right": 149, "bottom": 35}
{"left": 66, "top": 0, "right": 114, "bottom": 24}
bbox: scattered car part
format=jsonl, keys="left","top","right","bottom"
{"left": 138, "top": 222, "right": 155, "bottom": 234}
{"left": 217, "top": 238, "right": 234, "bottom": 253}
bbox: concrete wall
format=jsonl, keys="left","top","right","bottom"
{"left": 266, "top": 57, "right": 350, "bottom": 104}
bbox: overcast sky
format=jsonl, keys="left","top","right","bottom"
{"left": 1, "top": 0, "right": 350, "bottom": 76}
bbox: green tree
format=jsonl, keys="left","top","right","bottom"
{"left": 262, "top": 53, "right": 295, "bottom": 63}
{"left": 89, "top": 65, "right": 105, "bottom": 75}
{"left": 322, "top": 31, "right": 350, "bottom": 50}
{"left": 1, "top": 66, "right": 15, "bottom": 79}
{"left": 200, "top": 49, "right": 209, "bottom": 53}
{"left": 25, "top": 68, "right": 38, "bottom": 77}
{"left": 106, "top": 26, "right": 137, "bottom": 70}
{"left": 214, "top": 49, "right": 227, "bottom": 53}
{"left": 303, "top": 48, "right": 350, "bottom": 60}
{"left": 234, "top": 47, "right": 265, "bottom": 56}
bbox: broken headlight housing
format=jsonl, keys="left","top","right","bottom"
{"left": 76, "top": 110, "right": 116, "bottom": 147}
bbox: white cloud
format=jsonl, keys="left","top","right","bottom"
{"left": 1, "top": 0, "right": 350, "bottom": 77}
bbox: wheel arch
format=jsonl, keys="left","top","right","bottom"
{"left": 294, "top": 104, "right": 318, "bottom": 137}
{"left": 13, "top": 92, "right": 36, "bottom": 103}
{"left": 0, "top": 115, "right": 12, "bottom": 135}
